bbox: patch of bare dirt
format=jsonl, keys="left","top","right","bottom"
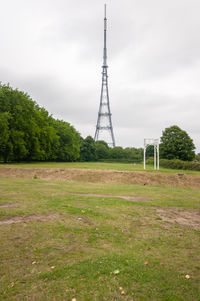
{"left": 0, "top": 202, "right": 20, "bottom": 208}
{"left": 74, "top": 193, "right": 151, "bottom": 202}
{"left": 156, "top": 208, "right": 200, "bottom": 230}
{"left": 0, "top": 213, "right": 59, "bottom": 225}
{"left": 76, "top": 216, "right": 93, "bottom": 225}
{"left": 0, "top": 167, "right": 200, "bottom": 188}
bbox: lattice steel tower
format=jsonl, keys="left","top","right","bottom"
{"left": 94, "top": 4, "right": 115, "bottom": 147}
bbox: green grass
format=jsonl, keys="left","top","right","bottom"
{"left": 0, "top": 177, "right": 200, "bottom": 300}
{"left": 1, "top": 161, "right": 200, "bottom": 174}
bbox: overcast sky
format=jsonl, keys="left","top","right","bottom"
{"left": 0, "top": 0, "right": 200, "bottom": 152}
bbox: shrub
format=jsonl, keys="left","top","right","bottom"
{"left": 146, "top": 158, "right": 200, "bottom": 171}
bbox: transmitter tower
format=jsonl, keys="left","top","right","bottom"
{"left": 94, "top": 4, "right": 115, "bottom": 147}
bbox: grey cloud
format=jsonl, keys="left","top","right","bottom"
{"left": 0, "top": 0, "right": 199, "bottom": 152}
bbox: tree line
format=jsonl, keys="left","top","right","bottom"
{"left": 0, "top": 84, "right": 198, "bottom": 163}
{"left": 79, "top": 136, "right": 143, "bottom": 162}
{"left": 0, "top": 84, "right": 144, "bottom": 163}
{"left": 0, "top": 84, "right": 80, "bottom": 162}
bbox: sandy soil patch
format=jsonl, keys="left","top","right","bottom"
{"left": 0, "top": 213, "right": 59, "bottom": 225}
{"left": 74, "top": 193, "right": 151, "bottom": 202}
{"left": 0, "top": 167, "right": 200, "bottom": 188}
{"left": 157, "top": 208, "right": 200, "bottom": 230}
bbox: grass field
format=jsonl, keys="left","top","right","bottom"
{"left": 0, "top": 163, "right": 200, "bottom": 300}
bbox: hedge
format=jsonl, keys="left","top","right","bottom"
{"left": 146, "top": 158, "right": 200, "bottom": 171}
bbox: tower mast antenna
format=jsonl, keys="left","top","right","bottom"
{"left": 94, "top": 4, "right": 115, "bottom": 147}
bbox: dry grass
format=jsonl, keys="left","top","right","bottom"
{"left": 0, "top": 166, "right": 200, "bottom": 188}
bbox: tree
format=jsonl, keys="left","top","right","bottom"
{"left": 123, "top": 147, "right": 143, "bottom": 162}
{"left": 0, "top": 84, "right": 38, "bottom": 161}
{"left": 109, "top": 146, "right": 124, "bottom": 159}
{"left": 160, "top": 125, "right": 195, "bottom": 161}
{"left": 52, "top": 119, "right": 80, "bottom": 161}
{"left": 79, "top": 136, "right": 97, "bottom": 161}
{"left": 0, "top": 83, "right": 81, "bottom": 162}
{"left": 0, "top": 112, "right": 12, "bottom": 162}
{"left": 95, "top": 140, "right": 109, "bottom": 160}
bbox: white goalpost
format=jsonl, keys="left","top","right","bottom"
{"left": 144, "top": 138, "right": 159, "bottom": 170}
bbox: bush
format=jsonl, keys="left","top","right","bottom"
{"left": 146, "top": 158, "right": 200, "bottom": 171}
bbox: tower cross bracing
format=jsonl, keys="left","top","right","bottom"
{"left": 94, "top": 4, "right": 115, "bottom": 147}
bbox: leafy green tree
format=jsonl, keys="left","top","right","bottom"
{"left": 109, "top": 146, "right": 124, "bottom": 159}
{"left": 34, "top": 110, "right": 60, "bottom": 161}
{"left": 0, "top": 84, "right": 54, "bottom": 161}
{"left": 80, "top": 136, "right": 97, "bottom": 161}
{"left": 52, "top": 119, "right": 80, "bottom": 161}
{"left": 123, "top": 147, "right": 143, "bottom": 162}
{"left": 95, "top": 140, "right": 109, "bottom": 160}
{"left": 0, "top": 83, "right": 80, "bottom": 162}
{"left": 0, "top": 84, "right": 36, "bottom": 161}
{"left": 0, "top": 112, "right": 12, "bottom": 162}
{"left": 160, "top": 125, "right": 195, "bottom": 161}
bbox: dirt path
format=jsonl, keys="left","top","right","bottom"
{"left": 73, "top": 193, "right": 151, "bottom": 201}
{"left": 0, "top": 167, "right": 200, "bottom": 188}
